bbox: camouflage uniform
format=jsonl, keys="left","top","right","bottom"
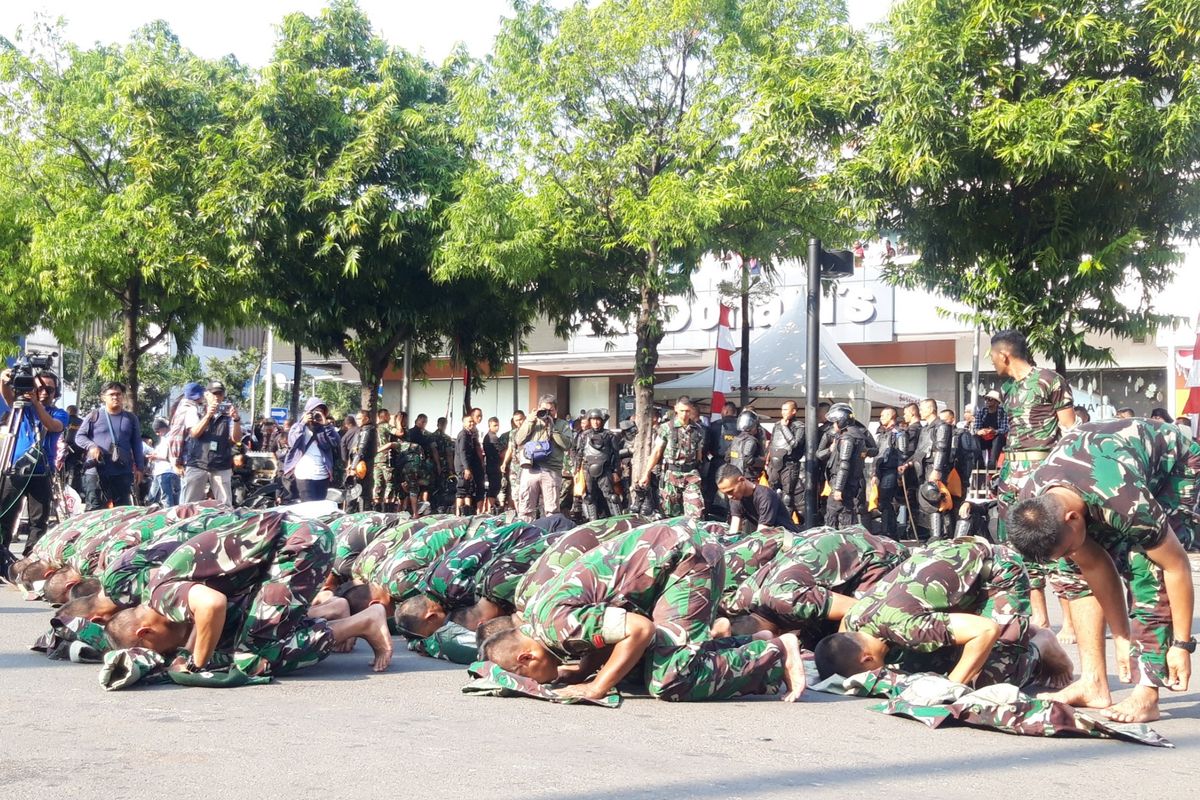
{"left": 997, "top": 366, "right": 1074, "bottom": 590}
{"left": 328, "top": 511, "right": 403, "bottom": 581}
{"left": 431, "top": 431, "right": 455, "bottom": 481}
{"left": 843, "top": 536, "right": 1037, "bottom": 687}
{"left": 1020, "top": 419, "right": 1200, "bottom": 688}
{"left": 718, "top": 525, "right": 799, "bottom": 614}
{"left": 373, "top": 426, "right": 400, "bottom": 507}
{"left": 147, "top": 511, "right": 335, "bottom": 677}
{"left": 70, "top": 503, "right": 222, "bottom": 578}
{"left": 28, "top": 506, "right": 147, "bottom": 569}
{"left": 395, "top": 438, "right": 432, "bottom": 502}
{"left": 100, "top": 509, "right": 260, "bottom": 608}
{"left": 511, "top": 516, "right": 647, "bottom": 612}
{"left": 522, "top": 523, "right": 788, "bottom": 701}
{"left": 417, "top": 521, "right": 547, "bottom": 611}
{"left": 349, "top": 518, "right": 430, "bottom": 585}
{"left": 654, "top": 419, "right": 706, "bottom": 520}
{"left": 732, "top": 526, "right": 909, "bottom": 647}
{"left": 374, "top": 516, "right": 473, "bottom": 601}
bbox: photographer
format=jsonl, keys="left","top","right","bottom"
{"left": 512, "top": 393, "right": 575, "bottom": 522}
{"left": 283, "top": 397, "right": 341, "bottom": 502}
{"left": 0, "top": 367, "right": 67, "bottom": 563}
{"left": 180, "top": 380, "right": 241, "bottom": 505}
{"left": 75, "top": 381, "right": 144, "bottom": 511}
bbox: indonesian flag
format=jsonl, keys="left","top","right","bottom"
{"left": 1183, "top": 314, "right": 1200, "bottom": 415}
{"left": 711, "top": 303, "right": 735, "bottom": 423}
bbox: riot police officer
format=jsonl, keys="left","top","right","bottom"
{"left": 727, "top": 409, "right": 767, "bottom": 480}
{"left": 577, "top": 409, "right": 622, "bottom": 520}
{"left": 901, "top": 398, "right": 955, "bottom": 539}
{"left": 767, "top": 399, "right": 805, "bottom": 520}
{"left": 821, "top": 403, "right": 872, "bottom": 528}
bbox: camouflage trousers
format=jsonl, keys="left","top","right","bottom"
{"left": 231, "top": 524, "right": 336, "bottom": 677}
{"left": 658, "top": 469, "right": 704, "bottom": 521}
{"left": 1056, "top": 523, "right": 1195, "bottom": 688}
{"left": 637, "top": 539, "right": 784, "bottom": 700}
{"left": 997, "top": 457, "right": 1058, "bottom": 593}
{"left": 373, "top": 467, "right": 399, "bottom": 506}
{"left": 883, "top": 543, "right": 1037, "bottom": 688}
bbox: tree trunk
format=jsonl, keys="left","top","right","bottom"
{"left": 1054, "top": 355, "right": 1068, "bottom": 379}
{"left": 462, "top": 364, "right": 473, "bottom": 418}
{"left": 631, "top": 263, "right": 664, "bottom": 483}
{"left": 121, "top": 276, "right": 141, "bottom": 412}
{"left": 739, "top": 256, "right": 750, "bottom": 409}
{"left": 358, "top": 360, "right": 383, "bottom": 508}
{"left": 291, "top": 341, "right": 302, "bottom": 420}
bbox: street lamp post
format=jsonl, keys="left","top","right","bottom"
{"left": 804, "top": 238, "right": 855, "bottom": 530}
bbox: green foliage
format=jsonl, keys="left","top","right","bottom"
{"left": 0, "top": 20, "right": 252, "bottom": 405}
{"left": 851, "top": 0, "right": 1200, "bottom": 370}
{"left": 309, "top": 376, "right": 363, "bottom": 419}
{"left": 208, "top": 0, "right": 527, "bottom": 425}
{"left": 438, "top": 0, "right": 859, "bottom": 471}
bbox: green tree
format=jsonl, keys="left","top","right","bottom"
{"left": 851, "top": 0, "right": 1200, "bottom": 373}
{"left": 210, "top": 1, "right": 465, "bottom": 418}
{"left": 204, "top": 347, "right": 262, "bottom": 405}
{"left": 438, "top": 0, "right": 858, "bottom": 475}
{"left": 0, "top": 21, "right": 250, "bottom": 408}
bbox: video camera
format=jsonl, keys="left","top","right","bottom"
{"left": 9, "top": 351, "right": 55, "bottom": 396}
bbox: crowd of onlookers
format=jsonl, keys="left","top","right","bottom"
{"left": 1, "top": 356, "right": 1196, "bottom": 579}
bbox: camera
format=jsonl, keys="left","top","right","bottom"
{"left": 216, "top": 401, "right": 233, "bottom": 416}
{"left": 536, "top": 409, "right": 553, "bottom": 421}
{"left": 8, "top": 351, "right": 55, "bottom": 396}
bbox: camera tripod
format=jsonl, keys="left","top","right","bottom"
{"left": 0, "top": 399, "right": 45, "bottom": 574}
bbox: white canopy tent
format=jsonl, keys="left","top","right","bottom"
{"left": 655, "top": 289, "right": 918, "bottom": 419}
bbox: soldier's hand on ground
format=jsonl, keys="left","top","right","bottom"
{"left": 555, "top": 681, "right": 606, "bottom": 700}
{"left": 1167, "top": 646, "right": 1191, "bottom": 691}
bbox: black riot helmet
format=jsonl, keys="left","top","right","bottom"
{"left": 586, "top": 408, "right": 604, "bottom": 421}
{"left": 736, "top": 410, "right": 759, "bottom": 433}
{"left": 826, "top": 403, "right": 853, "bottom": 429}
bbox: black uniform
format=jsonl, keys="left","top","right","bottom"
{"left": 908, "top": 417, "right": 954, "bottom": 538}
{"left": 873, "top": 422, "right": 905, "bottom": 539}
{"left": 703, "top": 415, "right": 739, "bottom": 519}
{"left": 576, "top": 427, "right": 622, "bottom": 520}
{"left": 822, "top": 422, "right": 872, "bottom": 528}
{"left": 727, "top": 428, "right": 767, "bottom": 480}
{"left": 730, "top": 484, "right": 801, "bottom": 533}
{"left": 767, "top": 418, "right": 805, "bottom": 517}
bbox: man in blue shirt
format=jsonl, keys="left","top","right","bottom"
{"left": 75, "top": 382, "right": 145, "bottom": 511}
{"left": 0, "top": 367, "right": 68, "bottom": 570}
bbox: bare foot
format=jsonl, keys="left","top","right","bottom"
{"left": 710, "top": 617, "right": 731, "bottom": 638}
{"left": 1032, "top": 628, "right": 1074, "bottom": 690}
{"left": 1038, "top": 675, "right": 1111, "bottom": 709}
{"left": 360, "top": 604, "right": 393, "bottom": 672}
{"left": 1100, "top": 686, "right": 1161, "bottom": 723}
{"left": 1057, "top": 626, "right": 1076, "bottom": 646}
{"left": 1031, "top": 614, "right": 1050, "bottom": 629}
{"left": 779, "top": 633, "right": 806, "bottom": 703}
{"left": 334, "top": 638, "right": 356, "bottom": 654}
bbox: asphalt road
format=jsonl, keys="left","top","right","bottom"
{"left": 2, "top": 561, "right": 1199, "bottom": 799}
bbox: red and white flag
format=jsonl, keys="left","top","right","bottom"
{"left": 1183, "top": 313, "right": 1200, "bottom": 415}
{"left": 711, "top": 303, "right": 735, "bottom": 423}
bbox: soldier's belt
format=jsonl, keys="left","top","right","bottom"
{"left": 665, "top": 464, "right": 699, "bottom": 473}
{"left": 1007, "top": 450, "right": 1049, "bottom": 463}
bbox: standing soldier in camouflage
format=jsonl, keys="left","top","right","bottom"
{"left": 728, "top": 526, "right": 909, "bottom": 646}
{"left": 638, "top": 398, "right": 706, "bottom": 520}
{"left": 767, "top": 400, "right": 806, "bottom": 524}
{"left": 372, "top": 409, "right": 399, "bottom": 512}
{"left": 482, "top": 522, "right": 807, "bottom": 702}
{"left": 990, "top": 329, "right": 1077, "bottom": 633}
{"left": 1009, "top": 418, "right": 1199, "bottom": 723}
{"left": 105, "top": 511, "right": 394, "bottom": 675}
{"left": 498, "top": 410, "right": 526, "bottom": 510}
{"left": 815, "top": 536, "right": 1073, "bottom": 689}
